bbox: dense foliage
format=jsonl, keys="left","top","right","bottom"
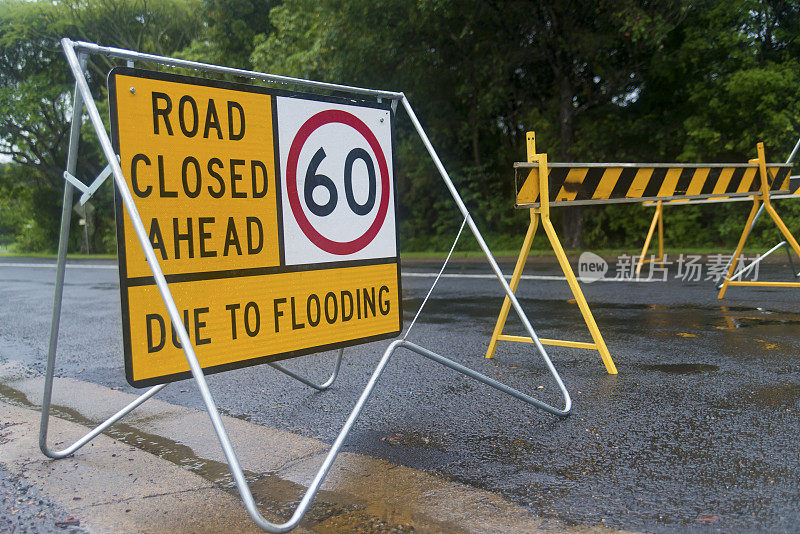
{"left": 1, "top": 0, "right": 799, "bottom": 254}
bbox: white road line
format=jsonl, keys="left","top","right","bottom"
{"left": 0, "top": 262, "right": 659, "bottom": 282}
{"left": 401, "top": 272, "right": 658, "bottom": 283}
{"left": 403, "top": 272, "right": 565, "bottom": 281}
{"left": 0, "top": 262, "right": 117, "bottom": 270}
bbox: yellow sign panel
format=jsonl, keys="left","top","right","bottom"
{"left": 113, "top": 71, "right": 281, "bottom": 278}
{"left": 110, "top": 68, "right": 400, "bottom": 387}
{"left": 124, "top": 264, "right": 400, "bottom": 386}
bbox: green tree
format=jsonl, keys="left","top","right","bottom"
{"left": 0, "top": 0, "right": 202, "bottom": 252}
{"left": 181, "top": 0, "right": 278, "bottom": 69}
{"left": 516, "top": 1, "right": 685, "bottom": 247}
{"left": 582, "top": 0, "right": 800, "bottom": 250}
{"left": 251, "top": 0, "right": 689, "bottom": 250}
{"left": 0, "top": 164, "right": 28, "bottom": 248}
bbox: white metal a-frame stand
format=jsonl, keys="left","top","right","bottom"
{"left": 40, "top": 39, "right": 572, "bottom": 533}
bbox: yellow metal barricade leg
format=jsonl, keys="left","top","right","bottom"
{"left": 718, "top": 196, "right": 760, "bottom": 299}
{"left": 658, "top": 204, "right": 664, "bottom": 264}
{"left": 486, "top": 210, "right": 539, "bottom": 358}
{"left": 754, "top": 141, "right": 800, "bottom": 258}
{"left": 486, "top": 130, "right": 616, "bottom": 374}
{"left": 719, "top": 143, "right": 800, "bottom": 296}
{"left": 635, "top": 201, "right": 664, "bottom": 276}
{"left": 764, "top": 200, "right": 800, "bottom": 259}
{"left": 541, "top": 217, "right": 617, "bottom": 374}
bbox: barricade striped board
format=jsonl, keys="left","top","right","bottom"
{"left": 515, "top": 163, "right": 793, "bottom": 208}
{"left": 642, "top": 175, "right": 800, "bottom": 206}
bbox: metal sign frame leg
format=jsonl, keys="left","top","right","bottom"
{"left": 267, "top": 349, "right": 343, "bottom": 391}
{"left": 38, "top": 52, "right": 171, "bottom": 459}
{"left": 400, "top": 104, "right": 574, "bottom": 405}
{"left": 38, "top": 53, "right": 342, "bottom": 457}
{"left": 43, "top": 39, "right": 573, "bottom": 533}
{"left": 635, "top": 200, "right": 664, "bottom": 276}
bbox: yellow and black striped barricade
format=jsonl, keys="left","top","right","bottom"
{"left": 635, "top": 174, "right": 800, "bottom": 278}
{"left": 487, "top": 133, "right": 794, "bottom": 372}
{"left": 716, "top": 144, "right": 800, "bottom": 297}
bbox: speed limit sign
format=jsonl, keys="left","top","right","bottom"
{"left": 110, "top": 68, "right": 401, "bottom": 387}
{"left": 277, "top": 97, "right": 396, "bottom": 264}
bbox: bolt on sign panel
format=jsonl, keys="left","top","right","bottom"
{"left": 109, "top": 68, "right": 401, "bottom": 387}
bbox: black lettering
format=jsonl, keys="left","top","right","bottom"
{"left": 178, "top": 95, "right": 199, "bottom": 137}
{"left": 182, "top": 156, "right": 202, "bottom": 198}
{"left": 246, "top": 217, "right": 263, "bottom": 254}
{"left": 173, "top": 218, "right": 194, "bottom": 259}
{"left": 290, "top": 297, "right": 305, "bottom": 330}
{"left": 199, "top": 217, "right": 216, "bottom": 257}
{"left": 379, "top": 285, "right": 391, "bottom": 315}
{"left": 223, "top": 217, "right": 242, "bottom": 256}
{"left": 307, "top": 294, "right": 321, "bottom": 327}
{"left": 230, "top": 159, "right": 246, "bottom": 198}
{"left": 324, "top": 292, "right": 338, "bottom": 324}
{"left": 158, "top": 155, "right": 177, "bottom": 197}
{"left": 344, "top": 147, "right": 376, "bottom": 215}
{"left": 226, "top": 303, "right": 240, "bottom": 340}
{"left": 131, "top": 154, "right": 152, "bottom": 197}
{"left": 171, "top": 309, "right": 190, "bottom": 349}
{"left": 148, "top": 219, "right": 167, "bottom": 260}
{"left": 151, "top": 92, "right": 173, "bottom": 135}
{"left": 244, "top": 301, "right": 260, "bottom": 337}
{"left": 207, "top": 158, "right": 225, "bottom": 198}
{"left": 251, "top": 160, "right": 268, "bottom": 198}
{"left": 273, "top": 298, "right": 286, "bottom": 333}
{"left": 228, "top": 101, "right": 245, "bottom": 140}
{"left": 341, "top": 290, "right": 353, "bottom": 321}
{"left": 194, "top": 307, "right": 211, "bottom": 345}
{"left": 146, "top": 314, "right": 165, "bottom": 353}
{"left": 356, "top": 288, "right": 361, "bottom": 319}
{"left": 203, "top": 99, "right": 223, "bottom": 139}
{"left": 363, "top": 287, "right": 376, "bottom": 317}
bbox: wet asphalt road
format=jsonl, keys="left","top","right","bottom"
{"left": 0, "top": 461, "right": 88, "bottom": 534}
{"left": 2, "top": 255, "right": 800, "bottom": 533}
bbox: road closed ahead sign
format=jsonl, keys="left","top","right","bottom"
{"left": 109, "top": 68, "right": 401, "bottom": 387}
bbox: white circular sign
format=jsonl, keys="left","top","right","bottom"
{"left": 277, "top": 98, "right": 396, "bottom": 266}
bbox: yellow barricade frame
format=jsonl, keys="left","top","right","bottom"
{"left": 635, "top": 200, "right": 664, "bottom": 276}
{"left": 635, "top": 169, "right": 800, "bottom": 278}
{"left": 718, "top": 143, "right": 800, "bottom": 297}
{"left": 486, "top": 132, "right": 618, "bottom": 375}
{"left": 633, "top": 143, "right": 800, "bottom": 295}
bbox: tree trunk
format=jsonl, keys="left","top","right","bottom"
{"left": 558, "top": 74, "right": 583, "bottom": 249}
{"left": 471, "top": 110, "right": 482, "bottom": 167}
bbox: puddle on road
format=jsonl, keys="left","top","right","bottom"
{"left": 0, "top": 381, "right": 463, "bottom": 533}
{"left": 751, "top": 383, "right": 800, "bottom": 407}
{"left": 89, "top": 283, "right": 117, "bottom": 291}
{"left": 641, "top": 363, "right": 719, "bottom": 375}
{"left": 718, "top": 317, "right": 800, "bottom": 329}
{"left": 497, "top": 298, "right": 800, "bottom": 341}
{"left": 403, "top": 294, "right": 800, "bottom": 335}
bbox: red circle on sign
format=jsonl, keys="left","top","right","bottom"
{"left": 286, "top": 109, "right": 391, "bottom": 255}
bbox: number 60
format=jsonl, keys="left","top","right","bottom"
{"left": 304, "top": 147, "right": 377, "bottom": 217}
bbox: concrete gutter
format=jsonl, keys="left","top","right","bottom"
{"left": 0, "top": 362, "right": 629, "bottom": 533}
